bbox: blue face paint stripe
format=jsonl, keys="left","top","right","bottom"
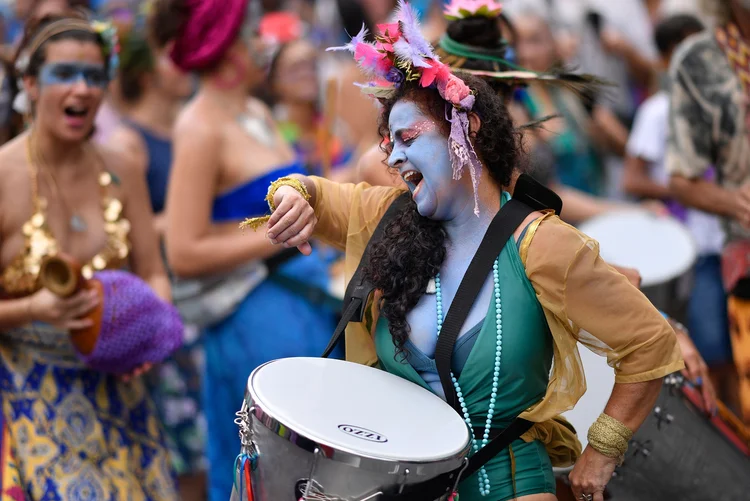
{"left": 38, "top": 62, "right": 109, "bottom": 89}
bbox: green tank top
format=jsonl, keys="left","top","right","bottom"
{"left": 375, "top": 200, "right": 553, "bottom": 429}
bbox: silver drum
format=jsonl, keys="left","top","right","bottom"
{"left": 232, "top": 358, "right": 471, "bottom": 500}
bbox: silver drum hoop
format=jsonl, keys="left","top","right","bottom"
{"left": 241, "top": 390, "right": 471, "bottom": 479}
{"left": 238, "top": 359, "right": 472, "bottom": 482}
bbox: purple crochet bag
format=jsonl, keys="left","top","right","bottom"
{"left": 78, "top": 270, "right": 184, "bottom": 374}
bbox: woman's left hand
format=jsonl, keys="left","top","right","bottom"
{"left": 672, "top": 324, "right": 718, "bottom": 415}
{"left": 568, "top": 446, "right": 618, "bottom": 501}
{"left": 121, "top": 362, "right": 154, "bottom": 382}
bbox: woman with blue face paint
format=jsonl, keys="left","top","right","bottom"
{"left": 0, "top": 13, "right": 177, "bottom": 500}
{"left": 254, "top": 3, "right": 685, "bottom": 501}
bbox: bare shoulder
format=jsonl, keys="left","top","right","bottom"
{"left": 173, "top": 99, "right": 221, "bottom": 141}
{"left": 0, "top": 135, "right": 33, "bottom": 230}
{"left": 247, "top": 96, "right": 272, "bottom": 117}
{"left": 0, "top": 134, "right": 29, "bottom": 181}
{"left": 107, "top": 124, "right": 146, "bottom": 154}
{"left": 92, "top": 142, "right": 140, "bottom": 190}
{"left": 514, "top": 210, "right": 546, "bottom": 241}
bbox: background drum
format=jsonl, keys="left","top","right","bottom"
{"left": 578, "top": 210, "right": 697, "bottom": 320}
{"left": 558, "top": 345, "right": 750, "bottom": 500}
{"left": 234, "top": 357, "right": 471, "bottom": 500}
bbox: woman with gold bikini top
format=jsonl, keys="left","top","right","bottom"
{"left": 0, "top": 13, "right": 177, "bottom": 500}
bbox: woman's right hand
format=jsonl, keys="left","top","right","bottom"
{"left": 27, "top": 288, "right": 100, "bottom": 330}
{"left": 266, "top": 185, "right": 317, "bottom": 255}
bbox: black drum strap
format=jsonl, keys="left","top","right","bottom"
{"left": 434, "top": 198, "right": 534, "bottom": 411}
{"left": 380, "top": 198, "right": 537, "bottom": 500}
{"left": 320, "top": 192, "right": 412, "bottom": 358}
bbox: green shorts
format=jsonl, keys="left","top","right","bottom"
{"left": 457, "top": 439, "right": 556, "bottom": 501}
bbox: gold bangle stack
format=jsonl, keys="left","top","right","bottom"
{"left": 587, "top": 413, "right": 633, "bottom": 465}
{"left": 239, "top": 177, "right": 311, "bottom": 231}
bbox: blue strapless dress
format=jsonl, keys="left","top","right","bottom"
{"left": 204, "top": 162, "right": 341, "bottom": 501}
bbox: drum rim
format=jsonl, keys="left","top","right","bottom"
{"left": 245, "top": 360, "right": 472, "bottom": 474}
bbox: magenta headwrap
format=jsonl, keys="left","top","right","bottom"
{"left": 169, "top": 0, "right": 250, "bottom": 72}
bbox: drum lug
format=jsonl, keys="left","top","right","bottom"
{"left": 451, "top": 458, "right": 470, "bottom": 494}
{"left": 234, "top": 400, "right": 257, "bottom": 456}
{"left": 396, "top": 468, "right": 410, "bottom": 494}
{"left": 653, "top": 406, "right": 674, "bottom": 429}
{"left": 297, "top": 448, "right": 333, "bottom": 500}
{"left": 628, "top": 439, "right": 653, "bottom": 458}
{"left": 665, "top": 373, "right": 685, "bottom": 394}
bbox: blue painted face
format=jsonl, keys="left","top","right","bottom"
{"left": 38, "top": 62, "right": 109, "bottom": 89}
{"left": 387, "top": 100, "right": 473, "bottom": 220}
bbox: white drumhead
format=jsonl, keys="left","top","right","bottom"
{"left": 578, "top": 210, "right": 697, "bottom": 287}
{"left": 562, "top": 343, "right": 615, "bottom": 449}
{"left": 248, "top": 358, "right": 470, "bottom": 462}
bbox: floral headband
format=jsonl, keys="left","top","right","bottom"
{"left": 328, "top": 0, "right": 484, "bottom": 216}
{"left": 92, "top": 20, "right": 121, "bottom": 80}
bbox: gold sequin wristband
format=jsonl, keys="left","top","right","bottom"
{"left": 239, "top": 177, "right": 311, "bottom": 231}
{"left": 587, "top": 413, "right": 633, "bottom": 465}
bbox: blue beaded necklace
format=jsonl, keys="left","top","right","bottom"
{"left": 435, "top": 256, "right": 503, "bottom": 497}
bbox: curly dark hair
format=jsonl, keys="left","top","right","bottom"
{"left": 365, "top": 73, "right": 521, "bottom": 357}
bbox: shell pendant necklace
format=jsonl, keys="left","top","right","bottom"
{"left": 237, "top": 101, "right": 277, "bottom": 148}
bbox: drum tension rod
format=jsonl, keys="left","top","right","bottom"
{"left": 653, "top": 406, "right": 674, "bottom": 430}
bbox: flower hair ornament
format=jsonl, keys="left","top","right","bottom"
{"left": 13, "top": 16, "right": 121, "bottom": 116}
{"left": 328, "top": 0, "right": 484, "bottom": 216}
{"left": 444, "top": 0, "right": 503, "bottom": 21}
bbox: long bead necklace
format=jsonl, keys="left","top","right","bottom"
{"left": 435, "top": 257, "right": 503, "bottom": 497}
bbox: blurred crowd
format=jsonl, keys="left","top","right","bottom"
{"left": 0, "top": 0, "right": 747, "bottom": 500}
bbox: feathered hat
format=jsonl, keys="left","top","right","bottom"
{"left": 328, "top": 0, "right": 485, "bottom": 215}
{"left": 437, "top": 0, "right": 606, "bottom": 96}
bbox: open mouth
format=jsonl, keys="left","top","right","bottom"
{"left": 64, "top": 105, "right": 89, "bottom": 118}
{"left": 402, "top": 170, "right": 424, "bottom": 192}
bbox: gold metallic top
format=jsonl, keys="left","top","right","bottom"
{"left": 0, "top": 138, "right": 131, "bottom": 297}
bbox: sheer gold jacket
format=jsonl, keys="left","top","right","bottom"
{"left": 310, "top": 177, "right": 684, "bottom": 466}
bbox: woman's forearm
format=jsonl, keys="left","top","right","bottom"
{"left": 146, "top": 273, "right": 172, "bottom": 303}
{"left": 602, "top": 379, "right": 663, "bottom": 432}
{"left": 166, "top": 228, "right": 281, "bottom": 279}
{"left": 0, "top": 297, "right": 32, "bottom": 331}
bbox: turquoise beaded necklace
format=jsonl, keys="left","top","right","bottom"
{"left": 435, "top": 256, "right": 503, "bottom": 497}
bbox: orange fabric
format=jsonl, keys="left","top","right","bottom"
{"left": 727, "top": 296, "right": 750, "bottom": 423}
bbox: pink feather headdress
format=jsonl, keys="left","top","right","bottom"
{"left": 327, "top": 0, "right": 485, "bottom": 216}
